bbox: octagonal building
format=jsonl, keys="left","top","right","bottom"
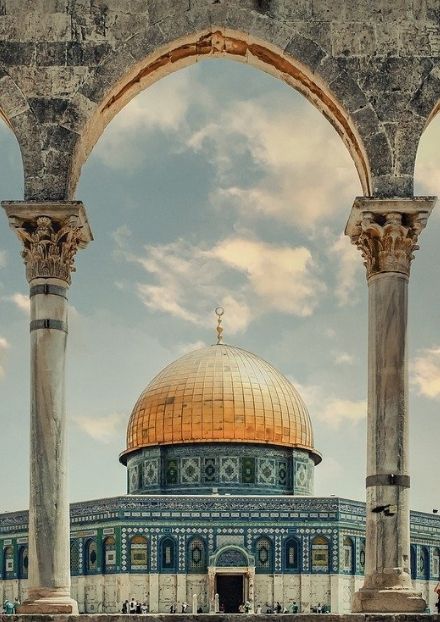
{"left": 120, "top": 344, "right": 321, "bottom": 496}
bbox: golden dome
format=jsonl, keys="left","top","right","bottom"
{"left": 120, "top": 344, "right": 320, "bottom": 464}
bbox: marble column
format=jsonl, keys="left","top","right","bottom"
{"left": 2, "top": 201, "right": 93, "bottom": 614}
{"left": 345, "top": 196, "right": 436, "bottom": 613}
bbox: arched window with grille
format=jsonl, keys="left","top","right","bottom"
{"left": 3, "top": 546, "right": 14, "bottom": 578}
{"left": 255, "top": 536, "right": 273, "bottom": 573}
{"left": 18, "top": 546, "right": 28, "bottom": 580}
{"left": 433, "top": 548, "right": 440, "bottom": 580}
{"left": 343, "top": 537, "right": 354, "bottom": 573}
{"left": 419, "top": 546, "right": 429, "bottom": 580}
{"left": 130, "top": 535, "right": 148, "bottom": 571}
{"left": 160, "top": 537, "right": 177, "bottom": 572}
{"left": 359, "top": 539, "right": 365, "bottom": 573}
{"left": 103, "top": 536, "right": 117, "bottom": 573}
{"left": 410, "top": 545, "right": 416, "bottom": 580}
{"left": 187, "top": 537, "right": 206, "bottom": 573}
{"left": 70, "top": 540, "right": 80, "bottom": 575}
{"left": 284, "top": 537, "right": 300, "bottom": 572}
{"left": 311, "top": 536, "right": 329, "bottom": 573}
{"left": 84, "top": 539, "right": 98, "bottom": 574}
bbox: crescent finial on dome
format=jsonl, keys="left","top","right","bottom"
{"left": 215, "top": 306, "right": 224, "bottom": 344}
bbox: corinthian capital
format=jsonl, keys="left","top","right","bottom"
{"left": 345, "top": 197, "right": 436, "bottom": 279}
{"left": 2, "top": 201, "right": 93, "bottom": 285}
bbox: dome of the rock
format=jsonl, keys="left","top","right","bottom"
{"left": 120, "top": 344, "right": 320, "bottom": 496}
{"left": 121, "top": 344, "right": 320, "bottom": 461}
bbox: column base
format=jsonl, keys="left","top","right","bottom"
{"left": 352, "top": 587, "right": 426, "bottom": 613}
{"left": 19, "top": 591, "right": 79, "bottom": 614}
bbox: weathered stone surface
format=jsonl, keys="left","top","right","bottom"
{"left": 0, "top": 0, "right": 436, "bottom": 198}
{"left": 1, "top": 615, "right": 440, "bottom": 622}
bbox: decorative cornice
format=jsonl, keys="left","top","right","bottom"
{"left": 2, "top": 201, "right": 93, "bottom": 285}
{"left": 345, "top": 197, "right": 436, "bottom": 279}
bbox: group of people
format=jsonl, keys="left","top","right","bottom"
{"left": 121, "top": 598, "right": 148, "bottom": 614}
{"left": 169, "top": 602, "right": 191, "bottom": 613}
{"left": 259, "top": 601, "right": 299, "bottom": 614}
{"left": 2, "top": 597, "right": 20, "bottom": 614}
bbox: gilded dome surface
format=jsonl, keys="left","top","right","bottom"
{"left": 120, "top": 344, "right": 320, "bottom": 463}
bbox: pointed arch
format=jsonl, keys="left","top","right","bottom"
{"left": 64, "top": 30, "right": 372, "bottom": 199}
{"left": 311, "top": 535, "right": 330, "bottom": 573}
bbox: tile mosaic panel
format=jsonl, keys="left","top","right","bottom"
{"left": 219, "top": 457, "right": 239, "bottom": 483}
{"left": 181, "top": 457, "right": 201, "bottom": 484}
{"left": 129, "top": 465, "right": 139, "bottom": 492}
{"left": 257, "top": 458, "right": 276, "bottom": 485}
{"left": 203, "top": 457, "right": 217, "bottom": 483}
{"left": 143, "top": 459, "right": 159, "bottom": 486}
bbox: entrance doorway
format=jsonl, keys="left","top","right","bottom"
{"left": 216, "top": 574, "right": 244, "bottom": 613}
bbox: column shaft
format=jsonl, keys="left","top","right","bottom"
{"left": 27, "top": 279, "right": 73, "bottom": 606}
{"left": 365, "top": 272, "right": 411, "bottom": 586}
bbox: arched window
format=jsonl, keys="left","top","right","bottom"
{"left": 3, "top": 546, "right": 14, "bottom": 578}
{"left": 255, "top": 536, "right": 273, "bottom": 573}
{"left": 359, "top": 539, "right": 365, "bottom": 572}
{"left": 311, "top": 536, "right": 329, "bottom": 573}
{"left": 160, "top": 537, "right": 176, "bottom": 572}
{"left": 284, "top": 537, "right": 299, "bottom": 572}
{"left": 433, "top": 548, "right": 440, "bottom": 580}
{"left": 84, "top": 539, "right": 98, "bottom": 574}
{"left": 70, "top": 540, "right": 80, "bottom": 575}
{"left": 187, "top": 537, "right": 206, "bottom": 573}
{"left": 103, "top": 536, "right": 116, "bottom": 573}
{"left": 410, "top": 545, "right": 417, "bottom": 580}
{"left": 18, "top": 546, "right": 28, "bottom": 579}
{"left": 419, "top": 546, "right": 429, "bottom": 580}
{"left": 130, "top": 535, "right": 148, "bottom": 571}
{"left": 343, "top": 537, "right": 354, "bottom": 573}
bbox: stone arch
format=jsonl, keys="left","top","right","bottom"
{"left": 209, "top": 544, "right": 255, "bottom": 568}
{"left": 60, "top": 27, "right": 373, "bottom": 200}
{"left": 401, "top": 59, "right": 440, "bottom": 194}
{"left": 0, "top": 70, "right": 33, "bottom": 193}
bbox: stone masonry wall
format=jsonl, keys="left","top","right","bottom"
{"left": 0, "top": 1, "right": 439, "bottom": 201}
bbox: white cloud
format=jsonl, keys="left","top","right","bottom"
{"left": 188, "top": 98, "right": 361, "bottom": 231}
{"left": 209, "top": 238, "right": 325, "bottom": 317}
{"left": 112, "top": 224, "right": 132, "bottom": 249}
{"left": 6, "top": 292, "right": 30, "bottom": 314}
{"left": 122, "top": 235, "right": 324, "bottom": 332}
{"left": 94, "top": 72, "right": 202, "bottom": 170}
{"left": 412, "top": 346, "right": 440, "bottom": 399}
{"left": 0, "top": 335, "right": 10, "bottom": 379}
{"left": 333, "top": 352, "right": 355, "bottom": 365}
{"left": 292, "top": 377, "right": 366, "bottom": 428}
{"left": 95, "top": 66, "right": 360, "bottom": 227}
{"left": 74, "top": 412, "right": 127, "bottom": 444}
{"left": 328, "top": 233, "right": 363, "bottom": 306}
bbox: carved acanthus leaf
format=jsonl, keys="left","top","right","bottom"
{"left": 16, "top": 215, "right": 85, "bottom": 284}
{"left": 349, "top": 211, "right": 427, "bottom": 278}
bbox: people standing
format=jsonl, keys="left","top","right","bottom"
{"left": 182, "top": 601, "right": 188, "bottom": 613}
{"left": 129, "top": 597, "right": 137, "bottom": 613}
{"left": 122, "top": 600, "right": 129, "bottom": 613}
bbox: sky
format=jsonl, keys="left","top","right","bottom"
{"left": 0, "top": 59, "right": 439, "bottom": 514}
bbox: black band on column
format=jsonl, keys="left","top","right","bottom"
{"left": 30, "top": 284, "right": 68, "bottom": 298}
{"left": 366, "top": 474, "right": 410, "bottom": 488}
{"left": 30, "top": 319, "right": 68, "bottom": 333}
